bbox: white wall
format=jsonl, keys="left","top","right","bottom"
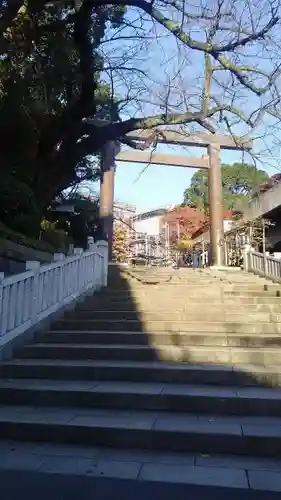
{"left": 133, "top": 216, "right": 162, "bottom": 236}
{"left": 192, "top": 220, "right": 234, "bottom": 244}
{"left": 242, "top": 183, "right": 281, "bottom": 221}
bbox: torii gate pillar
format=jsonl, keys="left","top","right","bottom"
{"left": 99, "top": 141, "right": 120, "bottom": 261}
{"left": 208, "top": 143, "right": 225, "bottom": 266}
{"left": 100, "top": 137, "right": 228, "bottom": 267}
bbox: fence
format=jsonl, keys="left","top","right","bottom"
{"left": 0, "top": 240, "right": 108, "bottom": 347}
{"left": 244, "top": 245, "right": 281, "bottom": 280}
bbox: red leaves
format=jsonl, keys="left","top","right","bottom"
{"left": 162, "top": 207, "right": 207, "bottom": 243}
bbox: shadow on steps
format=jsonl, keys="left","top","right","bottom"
{"left": 2, "top": 264, "right": 281, "bottom": 489}
{"left": 1, "top": 470, "right": 280, "bottom": 500}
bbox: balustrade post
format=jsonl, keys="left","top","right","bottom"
{"left": 53, "top": 253, "right": 65, "bottom": 304}
{"left": 243, "top": 244, "right": 251, "bottom": 272}
{"left": 263, "top": 252, "right": 268, "bottom": 276}
{"left": 97, "top": 240, "right": 108, "bottom": 287}
{"left": 26, "top": 261, "right": 40, "bottom": 325}
{"left": 87, "top": 236, "right": 95, "bottom": 252}
{"left": 73, "top": 248, "right": 83, "bottom": 292}
{"left": 0, "top": 273, "right": 5, "bottom": 336}
{"left": 87, "top": 236, "right": 98, "bottom": 286}
{"left": 68, "top": 243, "right": 74, "bottom": 256}
{"left": 201, "top": 240, "right": 205, "bottom": 267}
{"left": 87, "top": 238, "right": 97, "bottom": 285}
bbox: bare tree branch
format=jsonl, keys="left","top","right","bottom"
{"left": 3, "top": 0, "right": 281, "bottom": 188}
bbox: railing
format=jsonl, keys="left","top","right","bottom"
{"left": 244, "top": 245, "right": 281, "bottom": 280}
{"left": 190, "top": 249, "right": 209, "bottom": 268}
{"left": 0, "top": 240, "right": 108, "bottom": 346}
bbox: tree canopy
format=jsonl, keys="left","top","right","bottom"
{"left": 0, "top": 1, "right": 123, "bottom": 231}
{"left": 183, "top": 163, "right": 269, "bottom": 211}
{"left": 1, "top": 0, "right": 281, "bottom": 234}
{"left": 112, "top": 223, "right": 130, "bottom": 262}
{"left": 162, "top": 206, "right": 206, "bottom": 243}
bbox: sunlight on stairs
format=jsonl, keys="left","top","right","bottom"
{"left": 1, "top": 266, "right": 281, "bottom": 492}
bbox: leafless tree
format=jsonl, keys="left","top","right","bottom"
{"left": 2, "top": 0, "right": 281, "bottom": 197}
{"left": 88, "top": 0, "right": 281, "bottom": 152}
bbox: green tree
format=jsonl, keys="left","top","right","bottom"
{"left": 0, "top": 2, "right": 124, "bottom": 232}
{"left": 183, "top": 163, "right": 269, "bottom": 211}
{"left": 48, "top": 192, "right": 100, "bottom": 249}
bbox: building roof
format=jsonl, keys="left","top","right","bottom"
{"left": 114, "top": 201, "right": 136, "bottom": 212}
{"left": 162, "top": 206, "right": 205, "bottom": 223}
{"left": 132, "top": 208, "right": 168, "bottom": 221}
{"left": 191, "top": 210, "right": 233, "bottom": 239}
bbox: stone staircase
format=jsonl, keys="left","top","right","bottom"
{"left": 1, "top": 266, "right": 281, "bottom": 491}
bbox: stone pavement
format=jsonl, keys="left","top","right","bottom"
{"left": 0, "top": 440, "right": 281, "bottom": 492}
{"left": 1, "top": 470, "right": 281, "bottom": 500}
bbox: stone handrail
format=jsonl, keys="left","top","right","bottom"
{"left": 243, "top": 245, "right": 281, "bottom": 280}
{"left": 0, "top": 240, "right": 108, "bottom": 349}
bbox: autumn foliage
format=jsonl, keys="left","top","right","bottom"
{"left": 162, "top": 207, "right": 207, "bottom": 247}
{"left": 112, "top": 223, "right": 130, "bottom": 263}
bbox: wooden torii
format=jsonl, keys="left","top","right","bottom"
{"left": 99, "top": 129, "right": 251, "bottom": 267}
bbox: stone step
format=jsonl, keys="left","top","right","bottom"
{"left": 127, "top": 281, "right": 280, "bottom": 288}
{"left": 211, "top": 275, "right": 268, "bottom": 281}
{"left": 112, "top": 282, "right": 277, "bottom": 289}
{"left": 96, "top": 291, "right": 281, "bottom": 300}
{"left": 0, "top": 405, "right": 280, "bottom": 457}
{"left": 42, "top": 330, "right": 281, "bottom": 348}
{"left": 91, "top": 304, "right": 281, "bottom": 315}
{"left": 124, "top": 280, "right": 188, "bottom": 284}
{"left": 5, "top": 359, "right": 281, "bottom": 387}
{"left": 81, "top": 295, "right": 281, "bottom": 306}
{"left": 109, "top": 275, "right": 278, "bottom": 283}
{"left": 76, "top": 304, "right": 281, "bottom": 314}
{"left": 52, "top": 319, "right": 281, "bottom": 333}
{"left": 16, "top": 342, "right": 281, "bottom": 365}
{"left": 102, "top": 291, "right": 225, "bottom": 298}
{"left": 102, "top": 286, "right": 281, "bottom": 294}
{"left": 224, "top": 290, "right": 281, "bottom": 298}
{"left": 127, "top": 273, "right": 253, "bottom": 279}
{"left": 1, "top": 379, "right": 281, "bottom": 417}
{"left": 4, "top": 439, "right": 280, "bottom": 490}
{"left": 125, "top": 282, "right": 262, "bottom": 287}
{"left": 78, "top": 302, "right": 224, "bottom": 312}
{"left": 66, "top": 310, "right": 281, "bottom": 323}
{"left": 75, "top": 304, "right": 281, "bottom": 313}
{"left": 1, "top": 358, "right": 279, "bottom": 387}
{"left": 4, "top": 268, "right": 281, "bottom": 483}
{"left": 3, "top": 440, "right": 281, "bottom": 491}
{"left": 117, "top": 269, "right": 264, "bottom": 278}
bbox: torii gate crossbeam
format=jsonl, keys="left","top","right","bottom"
{"left": 99, "top": 131, "right": 251, "bottom": 267}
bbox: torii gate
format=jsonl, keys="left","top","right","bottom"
{"left": 99, "top": 130, "right": 251, "bottom": 267}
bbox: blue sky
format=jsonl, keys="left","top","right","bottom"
{"left": 101, "top": 8, "right": 281, "bottom": 214}
{"left": 95, "top": 5, "right": 281, "bottom": 215}
{"left": 114, "top": 144, "right": 279, "bottom": 213}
